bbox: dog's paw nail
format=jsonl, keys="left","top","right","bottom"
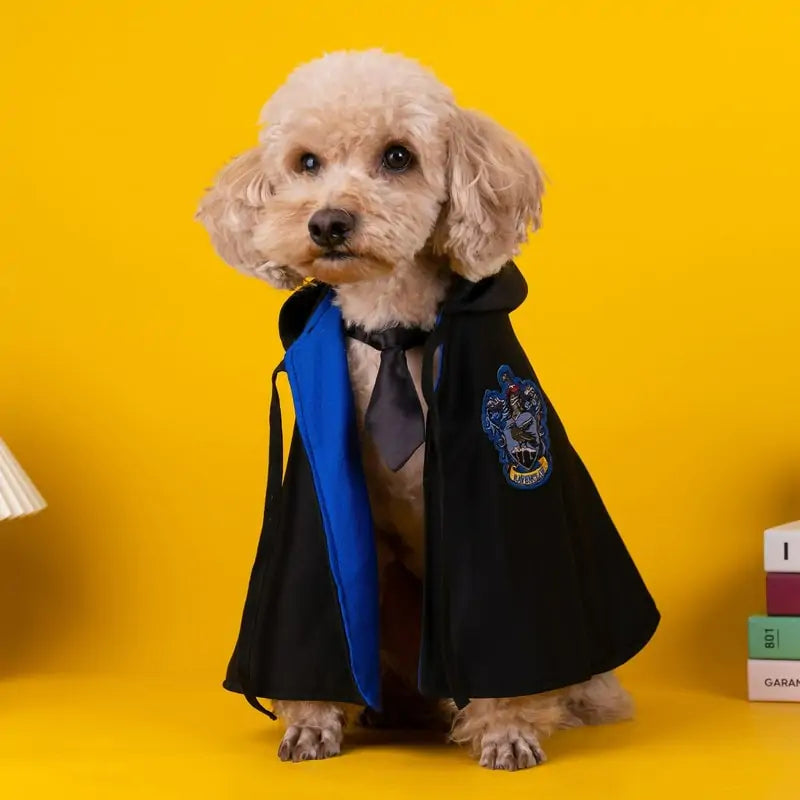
{"left": 278, "top": 725, "right": 342, "bottom": 763}
{"left": 278, "top": 725, "right": 299, "bottom": 761}
{"left": 478, "top": 731, "right": 546, "bottom": 771}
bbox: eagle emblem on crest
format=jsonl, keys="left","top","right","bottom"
{"left": 482, "top": 365, "right": 552, "bottom": 489}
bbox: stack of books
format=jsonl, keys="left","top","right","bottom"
{"left": 748, "top": 520, "right": 800, "bottom": 702}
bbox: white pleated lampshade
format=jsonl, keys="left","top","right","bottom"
{"left": 0, "top": 438, "right": 46, "bottom": 521}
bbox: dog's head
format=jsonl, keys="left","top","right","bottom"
{"left": 197, "top": 50, "right": 544, "bottom": 288}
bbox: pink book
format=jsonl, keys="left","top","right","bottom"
{"left": 748, "top": 659, "right": 800, "bottom": 702}
{"left": 766, "top": 572, "right": 800, "bottom": 616}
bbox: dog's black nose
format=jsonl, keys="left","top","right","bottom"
{"left": 308, "top": 208, "right": 355, "bottom": 248}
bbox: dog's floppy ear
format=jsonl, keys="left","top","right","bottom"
{"left": 196, "top": 147, "right": 302, "bottom": 289}
{"left": 433, "top": 109, "right": 544, "bottom": 282}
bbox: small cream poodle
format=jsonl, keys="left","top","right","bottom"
{"left": 198, "top": 49, "right": 634, "bottom": 770}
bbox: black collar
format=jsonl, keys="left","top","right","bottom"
{"left": 344, "top": 323, "right": 429, "bottom": 352}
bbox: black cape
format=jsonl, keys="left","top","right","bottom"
{"left": 224, "top": 263, "right": 660, "bottom": 714}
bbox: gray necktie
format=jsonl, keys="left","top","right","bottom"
{"left": 345, "top": 323, "right": 429, "bottom": 471}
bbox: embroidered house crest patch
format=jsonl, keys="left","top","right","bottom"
{"left": 482, "top": 365, "right": 552, "bottom": 489}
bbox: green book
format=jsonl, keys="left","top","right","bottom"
{"left": 748, "top": 615, "right": 800, "bottom": 659}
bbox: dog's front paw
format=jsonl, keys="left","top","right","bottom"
{"left": 278, "top": 724, "right": 342, "bottom": 763}
{"left": 478, "top": 728, "right": 546, "bottom": 771}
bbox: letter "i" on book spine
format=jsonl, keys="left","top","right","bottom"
{"left": 785, "top": 542, "right": 790, "bottom": 560}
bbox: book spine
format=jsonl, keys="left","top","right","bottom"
{"left": 766, "top": 573, "right": 800, "bottom": 616}
{"left": 748, "top": 660, "right": 800, "bottom": 702}
{"left": 748, "top": 615, "right": 800, "bottom": 659}
{"left": 764, "top": 526, "right": 800, "bottom": 573}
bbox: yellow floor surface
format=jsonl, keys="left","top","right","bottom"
{"left": 0, "top": 676, "right": 796, "bottom": 799}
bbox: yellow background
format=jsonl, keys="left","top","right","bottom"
{"left": 1, "top": 1, "right": 799, "bottom": 797}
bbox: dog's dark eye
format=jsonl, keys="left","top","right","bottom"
{"left": 299, "top": 152, "right": 321, "bottom": 174}
{"left": 382, "top": 145, "right": 413, "bottom": 173}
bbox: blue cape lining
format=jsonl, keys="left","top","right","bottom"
{"left": 284, "top": 292, "right": 381, "bottom": 709}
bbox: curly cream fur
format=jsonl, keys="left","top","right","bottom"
{"left": 272, "top": 700, "right": 356, "bottom": 762}
{"left": 449, "top": 673, "right": 633, "bottom": 769}
{"left": 433, "top": 109, "right": 545, "bottom": 281}
{"left": 450, "top": 694, "right": 565, "bottom": 766}
{"left": 196, "top": 149, "right": 304, "bottom": 288}
{"left": 197, "top": 50, "right": 632, "bottom": 769}
{"left": 564, "top": 670, "right": 635, "bottom": 725}
{"left": 197, "top": 49, "right": 543, "bottom": 291}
